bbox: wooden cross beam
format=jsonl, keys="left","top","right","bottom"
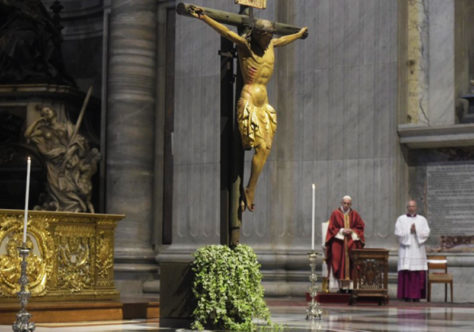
{"left": 176, "top": 2, "right": 308, "bottom": 39}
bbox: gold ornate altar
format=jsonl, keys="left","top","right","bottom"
{"left": 0, "top": 209, "right": 124, "bottom": 302}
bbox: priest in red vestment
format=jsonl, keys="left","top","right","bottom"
{"left": 325, "top": 195, "right": 365, "bottom": 292}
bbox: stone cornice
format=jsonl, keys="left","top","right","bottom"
{"left": 398, "top": 123, "right": 474, "bottom": 148}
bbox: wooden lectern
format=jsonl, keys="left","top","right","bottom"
{"left": 350, "top": 248, "right": 389, "bottom": 305}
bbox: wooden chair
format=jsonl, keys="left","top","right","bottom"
{"left": 427, "top": 255, "right": 453, "bottom": 303}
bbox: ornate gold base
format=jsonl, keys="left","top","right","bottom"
{"left": 0, "top": 289, "right": 119, "bottom": 303}
{"left": 0, "top": 300, "right": 159, "bottom": 324}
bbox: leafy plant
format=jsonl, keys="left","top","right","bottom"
{"left": 190, "top": 244, "right": 273, "bottom": 331}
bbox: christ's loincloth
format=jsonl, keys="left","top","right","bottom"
{"left": 237, "top": 99, "right": 277, "bottom": 150}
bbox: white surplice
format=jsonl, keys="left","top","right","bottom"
{"left": 395, "top": 214, "right": 430, "bottom": 271}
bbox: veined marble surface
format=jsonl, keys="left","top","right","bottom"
{"left": 2, "top": 301, "right": 474, "bottom": 331}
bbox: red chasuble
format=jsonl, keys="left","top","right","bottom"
{"left": 325, "top": 208, "right": 365, "bottom": 280}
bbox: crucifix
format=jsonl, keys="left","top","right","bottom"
{"left": 177, "top": 1, "right": 308, "bottom": 247}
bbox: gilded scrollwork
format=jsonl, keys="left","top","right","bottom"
{"left": 356, "top": 259, "right": 383, "bottom": 290}
{"left": 0, "top": 234, "right": 48, "bottom": 295}
{"left": 57, "top": 236, "right": 92, "bottom": 292}
{"left": 96, "top": 231, "right": 113, "bottom": 284}
{"left": 0, "top": 213, "right": 54, "bottom": 297}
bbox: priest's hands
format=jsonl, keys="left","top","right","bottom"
{"left": 410, "top": 223, "right": 416, "bottom": 234}
{"left": 342, "top": 228, "right": 353, "bottom": 236}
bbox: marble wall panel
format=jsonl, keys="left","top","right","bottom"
{"left": 329, "top": 0, "right": 345, "bottom": 68}
{"left": 316, "top": 69, "right": 330, "bottom": 161}
{"left": 344, "top": 65, "right": 361, "bottom": 160}
{"left": 170, "top": 0, "right": 225, "bottom": 248}
{"left": 343, "top": 0, "right": 361, "bottom": 67}
{"left": 314, "top": 0, "right": 330, "bottom": 70}
{"left": 327, "top": 160, "right": 346, "bottom": 214}
{"left": 356, "top": 159, "right": 376, "bottom": 234}
{"left": 301, "top": 70, "right": 317, "bottom": 161}
{"left": 359, "top": 0, "right": 376, "bottom": 66}
{"left": 387, "top": 0, "right": 398, "bottom": 65}
{"left": 328, "top": 65, "right": 345, "bottom": 161}
{"left": 344, "top": 159, "right": 360, "bottom": 201}
{"left": 172, "top": 163, "right": 220, "bottom": 247}
{"left": 357, "top": 65, "right": 375, "bottom": 159}
{"left": 374, "top": 0, "right": 394, "bottom": 66}
{"left": 374, "top": 63, "right": 395, "bottom": 158}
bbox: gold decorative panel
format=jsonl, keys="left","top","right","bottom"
{"left": 0, "top": 209, "right": 124, "bottom": 302}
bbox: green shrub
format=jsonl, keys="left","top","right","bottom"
{"left": 190, "top": 244, "right": 272, "bottom": 331}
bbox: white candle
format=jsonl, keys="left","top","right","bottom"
{"left": 23, "top": 157, "right": 31, "bottom": 244}
{"left": 311, "top": 183, "right": 315, "bottom": 251}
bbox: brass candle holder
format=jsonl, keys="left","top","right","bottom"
{"left": 306, "top": 251, "right": 322, "bottom": 321}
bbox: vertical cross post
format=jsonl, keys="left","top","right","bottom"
{"left": 219, "top": 35, "right": 236, "bottom": 246}
{"left": 220, "top": 6, "right": 250, "bottom": 247}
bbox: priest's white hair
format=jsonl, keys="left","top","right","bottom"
{"left": 342, "top": 195, "right": 352, "bottom": 201}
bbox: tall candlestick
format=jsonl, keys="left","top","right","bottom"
{"left": 23, "top": 157, "right": 31, "bottom": 244}
{"left": 311, "top": 183, "right": 315, "bottom": 251}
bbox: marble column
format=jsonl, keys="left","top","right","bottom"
{"left": 106, "top": 0, "right": 158, "bottom": 295}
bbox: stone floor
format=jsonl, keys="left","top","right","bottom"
{"left": 1, "top": 300, "right": 474, "bottom": 331}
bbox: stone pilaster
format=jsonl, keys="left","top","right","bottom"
{"left": 403, "top": 0, "right": 455, "bottom": 126}
{"left": 406, "top": 0, "right": 429, "bottom": 124}
{"left": 427, "top": 0, "right": 455, "bottom": 125}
